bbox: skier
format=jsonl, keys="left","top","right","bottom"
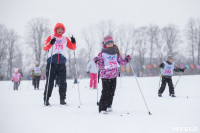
{"left": 18, "top": 68, "right": 23, "bottom": 85}
{"left": 87, "top": 59, "right": 98, "bottom": 89}
{"left": 43, "top": 23, "right": 76, "bottom": 106}
{"left": 12, "top": 68, "right": 22, "bottom": 90}
{"left": 94, "top": 35, "right": 131, "bottom": 114}
{"left": 158, "top": 55, "right": 185, "bottom": 97}
{"left": 32, "top": 61, "right": 41, "bottom": 90}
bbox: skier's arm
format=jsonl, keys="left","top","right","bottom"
{"left": 43, "top": 36, "right": 52, "bottom": 51}
{"left": 174, "top": 64, "right": 185, "bottom": 72}
{"left": 66, "top": 37, "right": 76, "bottom": 50}
{"left": 159, "top": 63, "right": 165, "bottom": 68}
{"left": 95, "top": 52, "right": 105, "bottom": 70}
{"left": 117, "top": 55, "right": 129, "bottom": 66}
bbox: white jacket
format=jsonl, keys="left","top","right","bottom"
{"left": 87, "top": 60, "right": 98, "bottom": 73}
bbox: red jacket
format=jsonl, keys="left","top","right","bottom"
{"left": 43, "top": 23, "right": 76, "bottom": 51}
{"left": 43, "top": 23, "right": 77, "bottom": 64}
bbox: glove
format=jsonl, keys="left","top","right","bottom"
{"left": 71, "top": 36, "right": 76, "bottom": 44}
{"left": 50, "top": 37, "right": 56, "bottom": 45}
{"left": 125, "top": 55, "right": 131, "bottom": 62}
{"left": 160, "top": 63, "right": 164, "bottom": 68}
{"left": 94, "top": 57, "right": 99, "bottom": 63}
{"left": 87, "top": 71, "right": 89, "bottom": 74}
{"left": 12, "top": 80, "right": 13, "bottom": 82}
{"left": 180, "top": 68, "right": 185, "bottom": 72}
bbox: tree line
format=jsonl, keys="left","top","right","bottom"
{"left": 0, "top": 18, "right": 200, "bottom": 80}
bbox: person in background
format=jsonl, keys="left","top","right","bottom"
{"left": 87, "top": 59, "right": 98, "bottom": 89}
{"left": 12, "top": 68, "right": 22, "bottom": 91}
{"left": 158, "top": 56, "right": 185, "bottom": 97}
{"left": 32, "top": 61, "right": 41, "bottom": 90}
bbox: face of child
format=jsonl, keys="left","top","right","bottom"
{"left": 56, "top": 28, "right": 64, "bottom": 35}
{"left": 106, "top": 43, "right": 114, "bottom": 48}
{"left": 168, "top": 58, "right": 173, "bottom": 63}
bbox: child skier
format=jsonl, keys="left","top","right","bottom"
{"left": 158, "top": 56, "right": 185, "bottom": 97}
{"left": 94, "top": 35, "right": 131, "bottom": 114}
{"left": 32, "top": 61, "right": 41, "bottom": 90}
{"left": 12, "top": 68, "right": 22, "bottom": 90}
{"left": 87, "top": 59, "right": 98, "bottom": 89}
{"left": 43, "top": 23, "right": 76, "bottom": 106}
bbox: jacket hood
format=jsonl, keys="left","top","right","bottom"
{"left": 54, "top": 23, "right": 66, "bottom": 36}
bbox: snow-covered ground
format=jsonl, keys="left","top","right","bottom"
{"left": 0, "top": 75, "right": 199, "bottom": 133}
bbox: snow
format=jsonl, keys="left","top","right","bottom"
{"left": 0, "top": 75, "right": 200, "bottom": 133}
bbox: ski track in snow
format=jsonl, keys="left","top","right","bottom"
{"left": 0, "top": 75, "right": 200, "bottom": 133}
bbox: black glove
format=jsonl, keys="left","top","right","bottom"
{"left": 71, "top": 36, "right": 76, "bottom": 44}
{"left": 180, "top": 68, "right": 185, "bottom": 72}
{"left": 160, "top": 63, "right": 164, "bottom": 68}
{"left": 50, "top": 37, "right": 56, "bottom": 45}
{"left": 87, "top": 71, "right": 89, "bottom": 74}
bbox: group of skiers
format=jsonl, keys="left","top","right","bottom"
{"left": 11, "top": 23, "right": 186, "bottom": 114}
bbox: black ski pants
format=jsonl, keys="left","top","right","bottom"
{"left": 33, "top": 75, "right": 41, "bottom": 89}
{"left": 158, "top": 76, "right": 175, "bottom": 95}
{"left": 99, "top": 78, "right": 116, "bottom": 112}
{"left": 44, "top": 64, "right": 67, "bottom": 100}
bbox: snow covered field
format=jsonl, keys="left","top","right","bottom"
{"left": 0, "top": 75, "right": 199, "bottom": 133}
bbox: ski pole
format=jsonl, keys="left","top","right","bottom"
{"left": 118, "top": 67, "right": 122, "bottom": 88}
{"left": 72, "top": 37, "right": 81, "bottom": 107}
{"left": 129, "top": 62, "right": 152, "bottom": 115}
{"left": 44, "top": 43, "right": 54, "bottom": 106}
{"left": 158, "top": 68, "right": 162, "bottom": 90}
{"left": 97, "top": 69, "right": 100, "bottom": 106}
{"left": 174, "top": 72, "right": 182, "bottom": 89}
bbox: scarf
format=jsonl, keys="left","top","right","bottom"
{"left": 102, "top": 46, "right": 118, "bottom": 55}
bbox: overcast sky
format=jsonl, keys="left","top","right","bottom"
{"left": 0, "top": 0, "right": 200, "bottom": 39}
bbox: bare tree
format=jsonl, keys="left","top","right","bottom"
{"left": 186, "top": 18, "right": 197, "bottom": 64}
{"left": 148, "top": 24, "right": 160, "bottom": 64}
{"left": 82, "top": 26, "right": 97, "bottom": 62}
{"left": 116, "top": 24, "right": 135, "bottom": 57}
{"left": 162, "top": 24, "right": 180, "bottom": 57}
{"left": 195, "top": 19, "right": 200, "bottom": 64}
{"left": 26, "top": 17, "right": 50, "bottom": 66}
{"left": 0, "top": 24, "right": 9, "bottom": 79}
{"left": 7, "top": 29, "right": 19, "bottom": 79}
{"left": 135, "top": 27, "right": 149, "bottom": 66}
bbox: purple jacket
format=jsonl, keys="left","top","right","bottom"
{"left": 96, "top": 52, "right": 128, "bottom": 79}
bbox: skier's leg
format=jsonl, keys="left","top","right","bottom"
{"left": 89, "top": 73, "right": 93, "bottom": 88}
{"left": 93, "top": 73, "right": 97, "bottom": 89}
{"left": 33, "top": 77, "right": 36, "bottom": 89}
{"left": 99, "top": 79, "right": 111, "bottom": 112}
{"left": 108, "top": 78, "right": 116, "bottom": 107}
{"left": 168, "top": 78, "right": 175, "bottom": 95}
{"left": 158, "top": 77, "right": 167, "bottom": 94}
{"left": 58, "top": 64, "right": 67, "bottom": 104}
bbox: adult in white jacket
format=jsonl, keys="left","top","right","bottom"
{"left": 87, "top": 60, "right": 98, "bottom": 89}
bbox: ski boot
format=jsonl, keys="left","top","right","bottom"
{"left": 158, "top": 93, "right": 162, "bottom": 97}
{"left": 107, "top": 106, "right": 113, "bottom": 112}
{"left": 170, "top": 94, "right": 176, "bottom": 97}
{"left": 60, "top": 99, "right": 67, "bottom": 105}
{"left": 44, "top": 97, "right": 50, "bottom": 106}
{"left": 99, "top": 110, "right": 108, "bottom": 114}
